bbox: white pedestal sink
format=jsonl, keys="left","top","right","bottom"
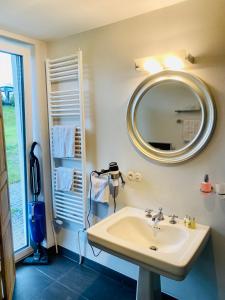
{"left": 87, "top": 207, "right": 210, "bottom": 300}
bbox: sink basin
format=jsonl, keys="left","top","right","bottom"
{"left": 107, "top": 216, "right": 188, "bottom": 254}
{"left": 87, "top": 206, "right": 210, "bottom": 281}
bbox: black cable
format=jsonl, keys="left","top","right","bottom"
{"left": 87, "top": 171, "right": 95, "bottom": 228}
{"left": 119, "top": 172, "right": 125, "bottom": 186}
{"left": 87, "top": 171, "right": 102, "bottom": 257}
{"left": 90, "top": 244, "right": 102, "bottom": 257}
{"left": 86, "top": 169, "right": 125, "bottom": 257}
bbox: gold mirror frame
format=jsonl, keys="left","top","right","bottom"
{"left": 127, "top": 70, "right": 216, "bottom": 164}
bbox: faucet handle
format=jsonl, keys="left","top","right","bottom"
{"left": 145, "top": 209, "right": 153, "bottom": 218}
{"left": 158, "top": 208, "right": 164, "bottom": 220}
{"left": 169, "top": 214, "right": 178, "bottom": 224}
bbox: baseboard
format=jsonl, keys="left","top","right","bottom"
{"left": 56, "top": 245, "right": 176, "bottom": 299}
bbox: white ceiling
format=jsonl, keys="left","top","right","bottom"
{"left": 0, "top": 0, "right": 186, "bottom": 41}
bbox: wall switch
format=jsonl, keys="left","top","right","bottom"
{"left": 127, "top": 171, "right": 135, "bottom": 181}
{"left": 134, "top": 172, "right": 142, "bottom": 182}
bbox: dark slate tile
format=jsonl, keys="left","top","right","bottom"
{"left": 13, "top": 265, "right": 53, "bottom": 300}
{"left": 83, "top": 257, "right": 137, "bottom": 290}
{"left": 38, "top": 282, "right": 87, "bottom": 300}
{"left": 60, "top": 264, "right": 132, "bottom": 300}
{"left": 81, "top": 275, "right": 131, "bottom": 300}
{"left": 35, "top": 254, "right": 75, "bottom": 280}
{"left": 162, "top": 293, "right": 177, "bottom": 300}
{"left": 60, "top": 264, "right": 100, "bottom": 294}
{"left": 116, "top": 286, "right": 136, "bottom": 300}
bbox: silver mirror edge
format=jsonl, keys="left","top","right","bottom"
{"left": 127, "top": 70, "right": 216, "bottom": 164}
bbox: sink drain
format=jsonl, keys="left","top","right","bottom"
{"left": 149, "top": 245, "right": 158, "bottom": 251}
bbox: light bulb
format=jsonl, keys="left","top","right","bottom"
{"left": 143, "top": 59, "right": 163, "bottom": 74}
{"left": 163, "top": 55, "right": 184, "bottom": 70}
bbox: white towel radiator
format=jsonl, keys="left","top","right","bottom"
{"left": 46, "top": 52, "right": 86, "bottom": 227}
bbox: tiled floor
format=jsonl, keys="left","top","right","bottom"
{"left": 13, "top": 254, "right": 176, "bottom": 300}
{"left": 13, "top": 255, "right": 136, "bottom": 300}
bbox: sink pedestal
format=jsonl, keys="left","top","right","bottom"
{"left": 136, "top": 267, "right": 161, "bottom": 300}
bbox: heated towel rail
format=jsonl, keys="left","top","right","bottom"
{"left": 46, "top": 52, "right": 86, "bottom": 227}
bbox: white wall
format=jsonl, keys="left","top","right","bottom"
{"left": 48, "top": 0, "right": 225, "bottom": 299}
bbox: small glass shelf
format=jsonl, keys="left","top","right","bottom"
{"left": 175, "top": 109, "right": 201, "bottom": 113}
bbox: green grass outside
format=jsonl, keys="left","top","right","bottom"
{"left": 2, "top": 105, "right": 21, "bottom": 184}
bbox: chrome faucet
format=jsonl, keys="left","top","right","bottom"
{"left": 169, "top": 214, "right": 178, "bottom": 224}
{"left": 152, "top": 208, "right": 164, "bottom": 227}
{"left": 145, "top": 209, "right": 153, "bottom": 218}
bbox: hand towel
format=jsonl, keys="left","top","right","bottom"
{"left": 52, "top": 126, "right": 64, "bottom": 158}
{"left": 52, "top": 126, "right": 76, "bottom": 158}
{"left": 64, "top": 126, "right": 76, "bottom": 157}
{"left": 55, "top": 167, "right": 74, "bottom": 192}
{"left": 91, "top": 174, "right": 109, "bottom": 203}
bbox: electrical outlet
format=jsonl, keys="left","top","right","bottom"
{"left": 134, "top": 172, "right": 142, "bottom": 182}
{"left": 127, "top": 171, "right": 135, "bottom": 181}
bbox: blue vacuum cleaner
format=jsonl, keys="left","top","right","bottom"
{"left": 23, "top": 142, "right": 48, "bottom": 265}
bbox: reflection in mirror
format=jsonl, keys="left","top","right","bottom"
{"left": 135, "top": 81, "right": 202, "bottom": 151}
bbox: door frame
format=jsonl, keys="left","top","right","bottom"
{"left": 0, "top": 40, "right": 33, "bottom": 261}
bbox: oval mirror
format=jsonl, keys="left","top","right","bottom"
{"left": 127, "top": 70, "right": 216, "bottom": 164}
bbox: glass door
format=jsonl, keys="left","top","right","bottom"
{"left": 0, "top": 51, "right": 28, "bottom": 253}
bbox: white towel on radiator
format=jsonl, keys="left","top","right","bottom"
{"left": 55, "top": 167, "right": 74, "bottom": 192}
{"left": 52, "top": 126, "right": 76, "bottom": 158}
{"left": 91, "top": 174, "right": 109, "bottom": 203}
{"left": 64, "top": 126, "right": 76, "bottom": 157}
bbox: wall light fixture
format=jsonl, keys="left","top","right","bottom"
{"left": 134, "top": 50, "right": 195, "bottom": 74}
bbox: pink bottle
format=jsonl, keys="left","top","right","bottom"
{"left": 201, "top": 174, "right": 212, "bottom": 193}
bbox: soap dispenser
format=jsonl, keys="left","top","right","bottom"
{"left": 201, "top": 174, "right": 212, "bottom": 193}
